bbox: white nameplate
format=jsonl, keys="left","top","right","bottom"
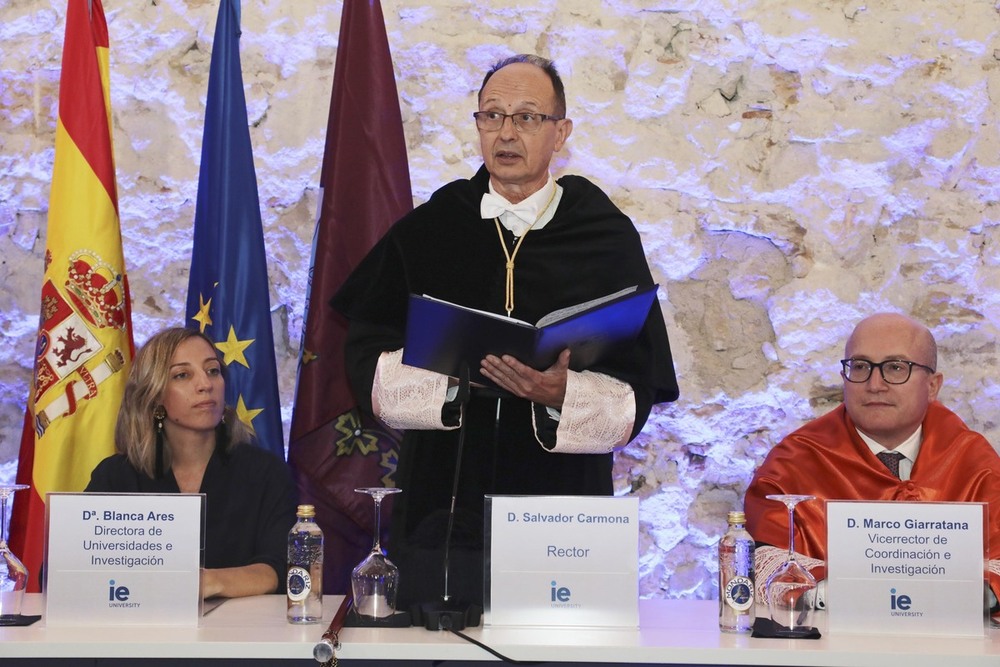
{"left": 485, "top": 495, "right": 638, "bottom": 627}
{"left": 827, "top": 500, "right": 986, "bottom": 637}
{"left": 45, "top": 492, "right": 204, "bottom": 626}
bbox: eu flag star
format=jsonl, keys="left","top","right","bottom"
{"left": 215, "top": 325, "right": 254, "bottom": 368}
{"left": 192, "top": 293, "right": 213, "bottom": 333}
{"left": 235, "top": 394, "right": 264, "bottom": 433}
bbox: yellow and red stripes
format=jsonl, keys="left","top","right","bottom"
{"left": 11, "top": 0, "right": 133, "bottom": 592}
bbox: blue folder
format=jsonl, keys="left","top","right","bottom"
{"left": 402, "top": 284, "right": 658, "bottom": 388}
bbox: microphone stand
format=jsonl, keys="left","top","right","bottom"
{"left": 414, "top": 363, "right": 481, "bottom": 631}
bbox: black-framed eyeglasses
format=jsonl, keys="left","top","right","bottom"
{"left": 473, "top": 111, "right": 564, "bottom": 134}
{"left": 840, "top": 358, "right": 936, "bottom": 384}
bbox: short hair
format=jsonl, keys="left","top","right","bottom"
{"left": 478, "top": 54, "right": 567, "bottom": 118}
{"left": 114, "top": 326, "right": 254, "bottom": 478}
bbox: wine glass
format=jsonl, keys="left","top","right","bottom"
{"left": 764, "top": 494, "right": 817, "bottom": 632}
{"left": 351, "top": 487, "right": 402, "bottom": 620}
{"left": 0, "top": 484, "right": 30, "bottom": 619}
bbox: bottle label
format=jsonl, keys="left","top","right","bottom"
{"left": 287, "top": 566, "right": 312, "bottom": 602}
{"left": 724, "top": 576, "right": 754, "bottom": 612}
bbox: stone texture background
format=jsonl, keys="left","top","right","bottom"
{"left": 3, "top": 0, "right": 1000, "bottom": 601}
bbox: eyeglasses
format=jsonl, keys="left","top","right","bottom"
{"left": 840, "top": 359, "right": 936, "bottom": 384}
{"left": 473, "top": 111, "right": 564, "bottom": 134}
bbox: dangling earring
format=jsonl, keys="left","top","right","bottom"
{"left": 153, "top": 405, "right": 166, "bottom": 432}
{"left": 152, "top": 405, "right": 166, "bottom": 479}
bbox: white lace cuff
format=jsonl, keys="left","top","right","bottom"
{"left": 372, "top": 349, "right": 457, "bottom": 430}
{"left": 755, "top": 544, "right": 826, "bottom": 607}
{"left": 544, "top": 370, "right": 635, "bottom": 454}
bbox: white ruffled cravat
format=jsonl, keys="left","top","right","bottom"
{"left": 479, "top": 176, "right": 558, "bottom": 237}
{"left": 480, "top": 192, "right": 538, "bottom": 237}
{"left": 480, "top": 191, "right": 537, "bottom": 221}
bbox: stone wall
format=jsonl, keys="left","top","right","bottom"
{"left": 2, "top": 0, "right": 999, "bottom": 600}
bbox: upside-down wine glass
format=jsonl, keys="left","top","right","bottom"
{"left": 764, "top": 494, "right": 817, "bottom": 632}
{"left": 0, "top": 484, "right": 30, "bottom": 619}
{"left": 351, "top": 487, "right": 402, "bottom": 620}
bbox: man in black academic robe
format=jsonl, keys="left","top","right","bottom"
{"left": 331, "top": 54, "right": 678, "bottom": 614}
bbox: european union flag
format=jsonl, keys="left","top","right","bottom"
{"left": 185, "top": 0, "right": 284, "bottom": 459}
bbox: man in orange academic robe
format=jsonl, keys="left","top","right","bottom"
{"left": 745, "top": 313, "right": 1000, "bottom": 613}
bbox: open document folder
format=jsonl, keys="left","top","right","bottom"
{"left": 402, "top": 284, "right": 658, "bottom": 388}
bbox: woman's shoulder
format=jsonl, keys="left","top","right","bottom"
{"left": 91, "top": 453, "right": 134, "bottom": 473}
{"left": 219, "top": 444, "right": 297, "bottom": 509}
{"left": 85, "top": 453, "right": 143, "bottom": 492}
{"left": 224, "top": 443, "right": 290, "bottom": 475}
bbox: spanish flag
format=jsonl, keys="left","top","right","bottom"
{"left": 10, "top": 0, "right": 134, "bottom": 592}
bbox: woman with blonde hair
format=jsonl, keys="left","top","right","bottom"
{"left": 86, "top": 327, "right": 297, "bottom": 599}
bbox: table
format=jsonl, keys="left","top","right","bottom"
{"left": 1, "top": 594, "right": 998, "bottom": 666}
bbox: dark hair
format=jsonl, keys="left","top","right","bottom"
{"left": 478, "top": 54, "right": 567, "bottom": 118}
{"left": 115, "top": 326, "right": 253, "bottom": 477}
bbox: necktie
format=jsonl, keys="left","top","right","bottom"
{"left": 876, "top": 451, "right": 904, "bottom": 478}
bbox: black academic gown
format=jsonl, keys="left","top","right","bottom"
{"left": 332, "top": 165, "right": 678, "bottom": 609}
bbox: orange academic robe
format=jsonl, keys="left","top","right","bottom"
{"left": 745, "top": 401, "right": 1000, "bottom": 595}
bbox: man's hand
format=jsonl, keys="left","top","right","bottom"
{"left": 480, "top": 349, "right": 570, "bottom": 408}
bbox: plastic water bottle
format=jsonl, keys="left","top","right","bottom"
{"left": 287, "top": 504, "right": 323, "bottom": 624}
{"left": 718, "top": 510, "right": 755, "bottom": 633}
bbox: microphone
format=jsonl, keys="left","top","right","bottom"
{"left": 413, "top": 362, "right": 481, "bottom": 631}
